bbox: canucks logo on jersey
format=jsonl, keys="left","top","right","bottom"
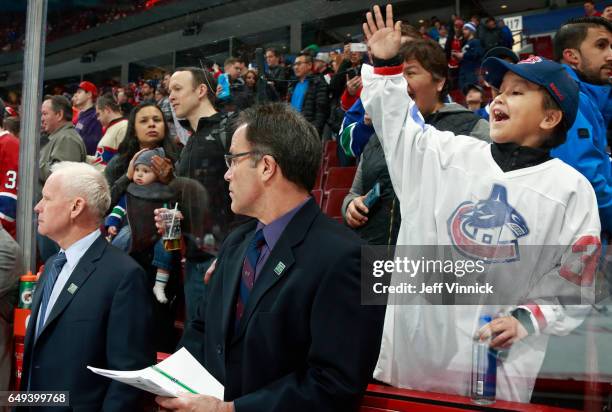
{"left": 447, "top": 184, "right": 529, "bottom": 263}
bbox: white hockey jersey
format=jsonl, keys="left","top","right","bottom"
{"left": 361, "top": 64, "right": 601, "bottom": 403}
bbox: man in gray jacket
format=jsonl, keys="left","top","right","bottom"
{"left": 38, "top": 95, "right": 86, "bottom": 260}
{"left": 39, "top": 96, "right": 86, "bottom": 188}
{"left": 0, "top": 224, "right": 21, "bottom": 390}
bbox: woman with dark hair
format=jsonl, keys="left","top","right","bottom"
{"left": 104, "top": 102, "right": 180, "bottom": 352}
{"left": 105, "top": 102, "right": 179, "bottom": 207}
{"left": 239, "top": 68, "right": 279, "bottom": 109}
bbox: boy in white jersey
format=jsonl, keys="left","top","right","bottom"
{"left": 362, "top": 5, "right": 601, "bottom": 403}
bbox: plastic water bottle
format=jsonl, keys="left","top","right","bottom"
{"left": 471, "top": 315, "right": 496, "bottom": 405}
{"left": 217, "top": 73, "right": 230, "bottom": 100}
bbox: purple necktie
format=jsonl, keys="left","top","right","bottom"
{"left": 235, "top": 230, "right": 265, "bottom": 327}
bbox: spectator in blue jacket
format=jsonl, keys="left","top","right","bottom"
{"left": 454, "top": 22, "right": 484, "bottom": 91}
{"left": 499, "top": 19, "right": 514, "bottom": 48}
{"left": 551, "top": 16, "right": 612, "bottom": 233}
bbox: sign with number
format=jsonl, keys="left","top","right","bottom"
{"left": 503, "top": 15, "right": 523, "bottom": 32}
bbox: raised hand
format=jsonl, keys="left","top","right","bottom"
{"left": 127, "top": 148, "right": 148, "bottom": 180}
{"left": 363, "top": 4, "right": 402, "bottom": 60}
{"left": 151, "top": 154, "right": 174, "bottom": 184}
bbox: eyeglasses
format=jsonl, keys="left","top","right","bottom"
{"left": 224, "top": 151, "right": 258, "bottom": 169}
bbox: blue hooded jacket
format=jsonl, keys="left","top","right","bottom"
{"left": 551, "top": 65, "right": 612, "bottom": 233}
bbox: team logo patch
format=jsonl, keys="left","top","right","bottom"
{"left": 447, "top": 184, "right": 529, "bottom": 263}
{"left": 518, "top": 56, "right": 542, "bottom": 64}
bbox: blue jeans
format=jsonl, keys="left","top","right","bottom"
{"left": 111, "top": 225, "right": 131, "bottom": 252}
{"left": 152, "top": 239, "right": 175, "bottom": 271}
{"left": 184, "top": 258, "right": 214, "bottom": 324}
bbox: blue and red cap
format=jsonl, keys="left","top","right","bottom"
{"left": 482, "top": 56, "right": 579, "bottom": 128}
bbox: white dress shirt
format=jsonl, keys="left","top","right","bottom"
{"left": 36, "top": 229, "right": 101, "bottom": 332}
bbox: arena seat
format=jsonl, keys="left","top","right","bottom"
{"left": 323, "top": 140, "right": 337, "bottom": 160}
{"left": 311, "top": 189, "right": 323, "bottom": 207}
{"left": 322, "top": 140, "right": 339, "bottom": 171}
{"left": 322, "top": 188, "right": 349, "bottom": 221}
{"left": 323, "top": 167, "right": 356, "bottom": 192}
{"left": 313, "top": 170, "right": 323, "bottom": 190}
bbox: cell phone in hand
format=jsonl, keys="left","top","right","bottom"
{"left": 347, "top": 67, "right": 359, "bottom": 80}
{"left": 350, "top": 42, "right": 368, "bottom": 53}
{"left": 363, "top": 182, "right": 381, "bottom": 210}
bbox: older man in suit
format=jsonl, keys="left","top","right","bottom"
{"left": 20, "top": 162, "right": 154, "bottom": 411}
{"left": 157, "top": 103, "right": 385, "bottom": 412}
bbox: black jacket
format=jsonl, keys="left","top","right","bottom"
{"left": 181, "top": 199, "right": 385, "bottom": 411}
{"left": 424, "top": 105, "right": 484, "bottom": 138}
{"left": 330, "top": 60, "right": 361, "bottom": 100}
{"left": 288, "top": 74, "right": 330, "bottom": 136}
{"left": 217, "top": 78, "right": 251, "bottom": 113}
{"left": 266, "top": 64, "right": 292, "bottom": 100}
{"left": 20, "top": 236, "right": 155, "bottom": 411}
{"left": 175, "top": 113, "right": 237, "bottom": 261}
{"left": 479, "top": 26, "right": 503, "bottom": 52}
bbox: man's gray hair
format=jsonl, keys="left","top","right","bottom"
{"left": 50, "top": 162, "right": 111, "bottom": 222}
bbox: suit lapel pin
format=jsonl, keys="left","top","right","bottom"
{"left": 67, "top": 283, "right": 79, "bottom": 294}
{"left": 274, "top": 262, "right": 286, "bottom": 276}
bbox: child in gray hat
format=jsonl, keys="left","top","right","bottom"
{"left": 106, "top": 147, "right": 176, "bottom": 303}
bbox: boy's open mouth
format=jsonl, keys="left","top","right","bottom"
{"left": 492, "top": 109, "right": 509, "bottom": 122}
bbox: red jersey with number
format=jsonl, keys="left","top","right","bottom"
{"left": 449, "top": 37, "right": 463, "bottom": 68}
{"left": 0, "top": 130, "right": 19, "bottom": 238}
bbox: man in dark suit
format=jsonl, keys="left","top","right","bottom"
{"left": 156, "top": 103, "right": 385, "bottom": 412}
{"left": 20, "top": 161, "right": 154, "bottom": 411}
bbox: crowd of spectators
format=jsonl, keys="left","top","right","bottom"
{"left": 0, "top": 0, "right": 172, "bottom": 51}
{"left": 1, "top": 1, "right": 612, "bottom": 410}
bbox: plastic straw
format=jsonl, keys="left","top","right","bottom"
{"left": 169, "top": 202, "right": 178, "bottom": 236}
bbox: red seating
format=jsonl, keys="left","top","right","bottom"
{"left": 322, "top": 188, "right": 349, "bottom": 220}
{"left": 156, "top": 352, "right": 170, "bottom": 363}
{"left": 361, "top": 384, "right": 579, "bottom": 411}
{"left": 313, "top": 170, "right": 323, "bottom": 190}
{"left": 322, "top": 140, "right": 339, "bottom": 171}
{"left": 323, "top": 140, "right": 337, "bottom": 159}
{"left": 449, "top": 89, "right": 465, "bottom": 106}
{"left": 322, "top": 154, "right": 339, "bottom": 171}
{"left": 311, "top": 189, "right": 323, "bottom": 207}
{"left": 323, "top": 167, "right": 356, "bottom": 191}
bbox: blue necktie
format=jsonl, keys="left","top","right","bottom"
{"left": 36, "top": 252, "right": 67, "bottom": 340}
{"left": 235, "top": 230, "right": 265, "bottom": 326}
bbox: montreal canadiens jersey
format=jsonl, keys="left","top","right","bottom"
{"left": 0, "top": 130, "right": 19, "bottom": 238}
{"left": 88, "top": 118, "right": 127, "bottom": 170}
{"left": 361, "top": 64, "right": 601, "bottom": 402}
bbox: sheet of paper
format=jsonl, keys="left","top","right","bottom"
{"left": 87, "top": 347, "right": 224, "bottom": 399}
{"left": 156, "top": 347, "right": 224, "bottom": 399}
{"left": 87, "top": 366, "right": 176, "bottom": 396}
